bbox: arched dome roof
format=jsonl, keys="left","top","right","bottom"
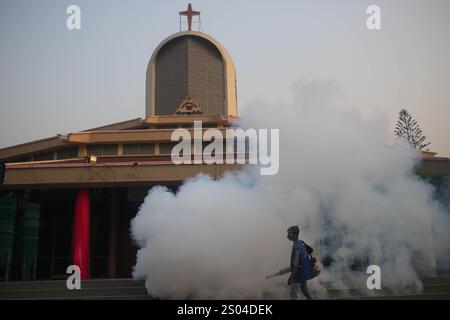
{"left": 146, "top": 31, "right": 237, "bottom": 117}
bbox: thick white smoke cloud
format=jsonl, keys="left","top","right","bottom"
{"left": 131, "top": 79, "right": 450, "bottom": 299}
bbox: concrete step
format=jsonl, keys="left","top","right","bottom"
{"left": 337, "top": 292, "right": 450, "bottom": 300}
{"left": 0, "top": 279, "right": 145, "bottom": 291}
{"left": 421, "top": 277, "right": 450, "bottom": 286}
{"left": 1, "top": 274, "right": 449, "bottom": 300}
{"left": 0, "top": 287, "right": 147, "bottom": 300}
{"left": 329, "top": 284, "right": 450, "bottom": 296}
{"left": 325, "top": 274, "right": 450, "bottom": 299}
{"left": 12, "top": 294, "right": 154, "bottom": 300}
{"left": 423, "top": 284, "right": 450, "bottom": 294}
{"left": 437, "top": 270, "right": 450, "bottom": 277}
{"left": 0, "top": 279, "right": 150, "bottom": 300}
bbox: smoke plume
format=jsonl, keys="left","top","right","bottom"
{"left": 131, "top": 78, "right": 450, "bottom": 299}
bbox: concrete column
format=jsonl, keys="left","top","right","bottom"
{"left": 73, "top": 188, "right": 90, "bottom": 280}
{"left": 79, "top": 145, "right": 87, "bottom": 157}
{"left": 108, "top": 188, "right": 119, "bottom": 278}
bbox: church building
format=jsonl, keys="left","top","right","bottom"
{"left": 0, "top": 4, "right": 242, "bottom": 281}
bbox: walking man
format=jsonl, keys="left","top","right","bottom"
{"left": 286, "top": 226, "right": 315, "bottom": 300}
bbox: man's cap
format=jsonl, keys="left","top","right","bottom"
{"left": 287, "top": 226, "right": 300, "bottom": 234}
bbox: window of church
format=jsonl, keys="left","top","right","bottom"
{"left": 56, "top": 147, "right": 79, "bottom": 159}
{"left": 159, "top": 143, "right": 177, "bottom": 155}
{"left": 87, "top": 144, "right": 118, "bottom": 156}
{"left": 9, "top": 156, "right": 32, "bottom": 163}
{"left": 33, "top": 151, "right": 54, "bottom": 161}
{"left": 123, "top": 144, "right": 139, "bottom": 155}
{"left": 157, "top": 125, "right": 180, "bottom": 130}
{"left": 139, "top": 144, "right": 155, "bottom": 155}
{"left": 101, "top": 145, "right": 118, "bottom": 156}
{"left": 123, "top": 144, "right": 155, "bottom": 155}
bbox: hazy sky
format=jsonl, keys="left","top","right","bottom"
{"left": 1, "top": 0, "right": 449, "bottom": 156}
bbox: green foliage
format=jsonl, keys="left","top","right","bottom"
{"left": 394, "top": 109, "right": 431, "bottom": 151}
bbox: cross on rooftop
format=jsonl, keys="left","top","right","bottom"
{"left": 179, "top": 3, "right": 201, "bottom": 31}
